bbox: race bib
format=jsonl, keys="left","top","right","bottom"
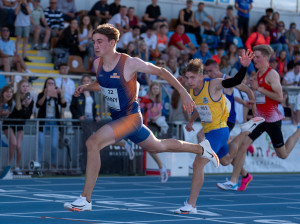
{"left": 256, "top": 91, "right": 265, "bottom": 104}
{"left": 100, "top": 85, "right": 120, "bottom": 110}
{"left": 196, "top": 105, "right": 212, "bottom": 123}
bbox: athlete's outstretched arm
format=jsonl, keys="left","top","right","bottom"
{"left": 130, "top": 57, "right": 196, "bottom": 114}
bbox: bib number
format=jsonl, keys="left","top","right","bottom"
{"left": 100, "top": 86, "right": 120, "bottom": 110}
{"left": 196, "top": 105, "right": 212, "bottom": 123}
{"left": 256, "top": 91, "right": 265, "bottom": 104}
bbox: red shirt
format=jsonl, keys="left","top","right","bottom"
{"left": 255, "top": 67, "right": 284, "bottom": 122}
{"left": 168, "top": 32, "right": 191, "bottom": 50}
{"left": 212, "top": 55, "right": 221, "bottom": 64}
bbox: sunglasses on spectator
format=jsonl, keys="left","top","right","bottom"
{"left": 278, "top": 24, "right": 284, "bottom": 27}
{"left": 1, "top": 29, "right": 9, "bottom": 32}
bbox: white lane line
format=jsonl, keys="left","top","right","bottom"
{"left": 210, "top": 214, "right": 300, "bottom": 220}
{"left": 209, "top": 198, "right": 235, "bottom": 202}
{"left": 257, "top": 195, "right": 300, "bottom": 201}
{"left": 144, "top": 192, "right": 166, "bottom": 195}
{"left": 287, "top": 206, "right": 300, "bottom": 210}
{"left": 210, "top": 207, "right": 263, "bottom": 215}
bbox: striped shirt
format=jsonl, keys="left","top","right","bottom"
{"left": 44, "top": 7, "right": 64, "bottom": 30}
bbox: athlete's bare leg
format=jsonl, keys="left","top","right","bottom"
{"left": 187, "top": 155, "right": 209, "bottom": 207}
{"left": 81, "top": 124, "right": 116, "bottom": 202}
{"left": 149, "top": 152, "right": 163, "bottom": 169}
{"left": 276, "top": 129, "right": 300, "bottom": 159}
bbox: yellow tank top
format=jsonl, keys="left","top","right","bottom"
{"left": 190, "top": 79, "right": 229, "bottom": 133}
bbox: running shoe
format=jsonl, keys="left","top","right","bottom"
{"left": 240, "top": 117, "right": 265, "bottom": 133}
{"left": 14, "top": 167, "right": 22, "bottom": 175}
{"left": 64, "top": 195, "right": 92, "bottom": 212}
{"left": 200, "top": 139, "right": 219, "bottom": 168}
{"left": 247, "top": 144, "right": 255, "bottom": 154}
{"left": 216, "top": 179, "right": 238, "bottom": 191}
{"left": 125, "top": 140, "right": 135, "bottom": 160}
{"left": 174, "top": 201, "right": 197, "bottom": 214}
{"left": 160, "top": 167, "right": 168, "bottom": 183}
{"left": 238, "top": 173, "right": 253, "bottom": 191}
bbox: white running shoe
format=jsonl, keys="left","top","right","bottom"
{"left": 64, "top": 195, "right": 92, "bottom": 212}
{"left": 174, "top": 201, "right": 197, "bottom": 214}
{"left": 160, "top": 167, "right": 168, "bottom": 183}
{"left": 240, "top": 117, "right": 265, "bottom": 133}
{"left": 216, "top": 179, "right": 238, "bottom": 191}
{"left": 125, "top": 140, "right": 135, "bottom": 160}
{"left": 200, "top": 139, "right": 219, "bottom": 168}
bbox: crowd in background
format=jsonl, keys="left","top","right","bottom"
{"left": 1, "top": 0, "right": 300, "bottom": 173}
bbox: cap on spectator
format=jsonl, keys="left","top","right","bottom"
{"left": 227, "top": 5, "right": 233, "bottom": 10}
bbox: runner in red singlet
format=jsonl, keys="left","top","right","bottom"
{"left": 218, "top": 45, "right": 300, "bottom": 191}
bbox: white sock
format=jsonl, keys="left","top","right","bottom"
{"left": 42, "top": 43, "right": 47, "bottom": 47}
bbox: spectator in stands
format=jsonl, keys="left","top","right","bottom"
{"left": 282, "top": 61, "right": 300, "bottom": 86}
{"left": 44, "top": 0, "right": 64, "bottom": 49}
{"left": 216, "top": 16, "right": 239, "bottom": 48}
{"left": 78, "top": 15, "right": 94, "bottom": 70}
{"left": 256, "top": 8, "right": 273, "bottom": 31}
{"left": 193, "top": 42, "right": 212, "bottom": 64}
{"left": 116, "top": 25, "right": 140, "bottom": 51}
{"left": 276, "top": 50, "right": 288, "bottom": 78}
{"left": 156, "top": 24, "right": 168, "bottom": 53}
{"left": 3, "top": 79, "right": 33, "bottom": 175}
{"left": 0, "top": 26, "right": 32, "bottom": 82}
{"left": 0, "top": 0, "right": 17, "bottom": 34}
{"left": 271, "top": 11, "right": 280, "bottom": 30}
{"left": 57, "top": 0, "right": 77, "bottom": 22}
{"left": 0, "top": 85, "right": 13, "bottom": 119}
{"left": 280, "top": 90, "right": 295, "bottom": 124}
{"left": 219, "top": 55, "right": 236, "bottom": 76}
{"left": 178, "top": 0, "right": 201, "bottom": 45}
{"left": 161, "top": 45, "right": 180, "bottom": 62}
{"left": 54, "top": 18, "right": 81, "bottom": 66}
{"left": 269, "top": 57, "right": 278, "bottom": 71}
{"left": 140, "top": 26, "right": 159, "bottom": 59}
{"left": 212, "top": 45, "right": 225, "bottom": 64}
{"left": 227, "top": 43, "right": 238, "bottom": 66}
{"left": 218, "top": 5, "right": 237, "bottom": 28}
{"left": 168, "top": 24, "right": 197, "bottom": 55}
{"left": 166, "top": 58, "right": 180, "bottom": 78}
{"left": 285, "top": 23, "right": 299, "bottom": 58}
{"left": 55, "top": 63, "right": 75, "bottom": 109}
{"left": 124, "top": 41, "right": 137, "bottom": 57}
{"left": 30, "top": 0, "right": 49, "bottom": 50}
{"left": 88, "top": 0, "right": 110, "bottom": 28}
{"left": 289, "top": 51, "right": 300, "bottom": 69}
{"left": 127, "top": 6, "right": 139, "bottom": 29}
{"left": 109, "top": 0, "right": 120, "bottom": 17}
{"left": 137, "top": 40, "right": 149, "bottom": 62}
{"left": 70, "top": 74, "right": 100, "bottom": 122}
{"left": 143, "top": 0, "right": 167, "bottom": 28}
{"left": 245, "top": 22, "right": 270, "bottom": 52}
{"left": 36, "top": 77, "right": 66, "bottom": 166}
{"left": 194, "top": 2, "right": 215, "bottom": 30}
{"left": 14, "top": 0, "right": 33, "bottom": 62}
{"left": 270, "top": 21, "right": 289, "bottom": 60}
{"left": 235, "top": 0, "right": 252, "bottom": 42}
{"left": 108, "top": 5, "right": 129, "bottom": 36}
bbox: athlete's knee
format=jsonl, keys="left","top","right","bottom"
{"left": 220, "top": 156, "right": 231, "bottom": 166}
{"left": 86, "top": 135, "right": 100, "bottom": 151}
{"left": 193, "top": 155, "right": 206, "bottom": 170}
{"left": 276, "top": 150, "right": 288, "bottom": 159}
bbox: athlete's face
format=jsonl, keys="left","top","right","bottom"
{"left": 185, "top": 71, "right": 202, "bottom": 89}
{"left": 204, "top": 64, "right": 219, "bottom": 79}
{"left": 93, "top": 33, "right": 115, "bottom": 57}
{"left": 253, "top": 51, "right": 268, "bottom": 69}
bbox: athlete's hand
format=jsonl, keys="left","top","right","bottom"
{"left": 239, "top": 49, "right": 255, "bottom": 67}
{"left": 181, "top": 90, "right": 196, "bottom": 114}
{"left": 74, "top": 85, "right": 86, "bottom": 97}
{"left": 185, "top": 121, "right": 194, "bottom": 132}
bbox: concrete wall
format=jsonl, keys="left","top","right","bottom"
{"left": 40, "top": 0, "right": 300, "bottom": 28}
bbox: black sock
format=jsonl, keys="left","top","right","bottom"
{"left": 86, "top": 199, "right": 91, "bottom": 203}
{"left": 243, "top": 173, "right": 248, "bottom": 179}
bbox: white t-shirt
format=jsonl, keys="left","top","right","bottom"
{"left": 116, "top": 31, "right": 139, "bottom": 49}
{"left": 108, "top": 13, "right": 129, "bottom": 29}
{"left": 46, "top": 97, "right": 56, "bottom": 118}
{"left": 14, "top": 3, "right": 34, "bottom": 27}
{"left": 55, "top": 77, "right": 75, "bottom": 104}
{"left": 140, "top": 33, "right": 157, "bottom": 50}
{"left": 84, "top": 96, "right": 93, "bottom": 119}
{"left": 284, "top": 70, "right": 300, "bottom": 85}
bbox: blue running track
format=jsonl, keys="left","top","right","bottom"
{"left": 0, "top": 174, "right": 300, "bottom": 224}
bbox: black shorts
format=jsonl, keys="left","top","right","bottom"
{"left": 248, "top": 120, "right": 284, "bottom": 148}
{"left": 2, "top": 125, "right": 24, "bottom": 132}
{"left": 227, "top": 121, "right": 235, "bottom": 133}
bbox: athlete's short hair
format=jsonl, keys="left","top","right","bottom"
{"left": 205, "top": 59, "right": 218, "bottom": 67}
{"left": 184, "top": 59, "right": 203, "bottom": 75}
{"left": 93, "top": 23, "right": 120, "bottom": 43}
{"left": 253, "top": 45, "right": 274, "bottom": 58}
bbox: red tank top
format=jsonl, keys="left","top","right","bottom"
{"left": 255, "top": 67, "right": 284, "bottom": 122}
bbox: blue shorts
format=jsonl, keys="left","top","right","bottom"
{"left": 205, "top": 127, "right": 229, "bottom": 159}
{"left": 109, "top": 112, "right": 151, "bottom": 144}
